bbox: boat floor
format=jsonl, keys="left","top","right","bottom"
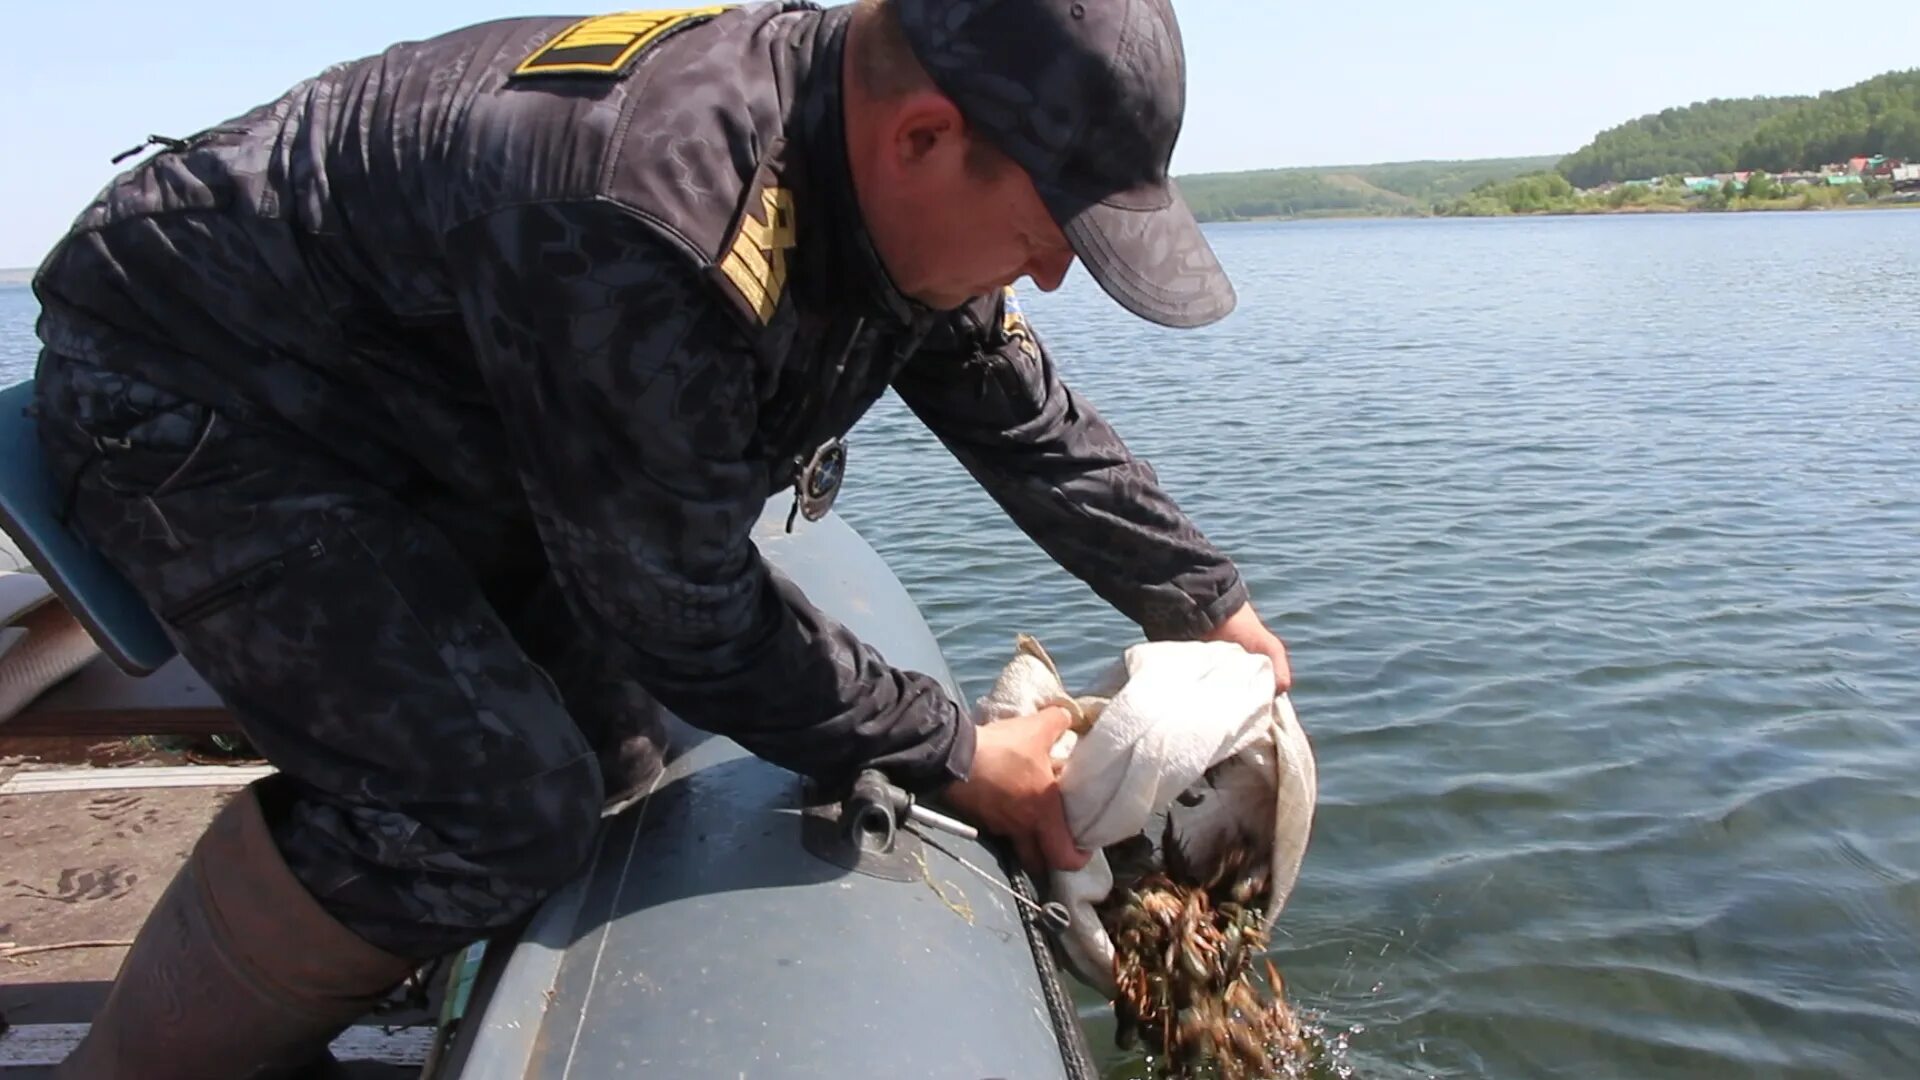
{"left": 0, "top": 737, "right": 433, "bottom": 1076}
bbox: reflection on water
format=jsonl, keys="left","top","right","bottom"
{"left": 832, "top": 212, "right": 1920, "bottom": 1078}
{"left": 4, "top": 209, "right": 1918, "bottom": 1078}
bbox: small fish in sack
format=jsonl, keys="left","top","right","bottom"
{"left": 974, "top": 635, "right": 1319, "bottom": 1077}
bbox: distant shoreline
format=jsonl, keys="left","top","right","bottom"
{"left": 8, "top": 197, "right": 1916, "bottom": 277}
{"left": 1204, "top": 196, "right": 1920, "bottom": 225}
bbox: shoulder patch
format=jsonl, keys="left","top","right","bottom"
{"left": 513, "top": 6, "right": 727, "bottom": 78}
{"left": 716, "top": 185, "right": 798, "bottom": 325}
{"left": 1000, "top": 286, "right": 1040, "bottom": 359}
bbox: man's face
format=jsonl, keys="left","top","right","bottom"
{"left": 863, "top": 115, "right": 1078, "bottom": 311}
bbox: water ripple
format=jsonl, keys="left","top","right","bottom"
{"left": 6, "top": 211, "right": 1920, "bottom": 1079}
{"left": 831, "top": 213, "right": 1920, "bottom": 1078}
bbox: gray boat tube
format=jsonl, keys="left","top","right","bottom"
{"left": 435, "top": 498, "right": 1099, "bottom": 1079}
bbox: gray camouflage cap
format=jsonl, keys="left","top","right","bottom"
{"left": 895, "top": 0, "right": 1234, "bottom": 328}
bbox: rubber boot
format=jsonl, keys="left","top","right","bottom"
{"left": 56, "top": 780, "right": 419, "bottom": 1079}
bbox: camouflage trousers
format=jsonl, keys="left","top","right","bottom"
{"left": 33, "top": 353, "right": 667, "bottom": 959}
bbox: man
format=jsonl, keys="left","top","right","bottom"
{"left": 31, "top": 0, "right": 1291, "bottom": 1075}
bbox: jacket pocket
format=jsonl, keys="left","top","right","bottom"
{"left": 160, "top": 535, "right": 330, "bottom": 628}
{"left": 84, "top": 392, "right": 224, "bottom": 499}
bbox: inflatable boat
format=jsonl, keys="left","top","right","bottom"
{"left": 0, "top": 376, "right": 1101, "bottom": 1078}
{"left": 429, "top": 502, "right": 1100, "bottom": 1078}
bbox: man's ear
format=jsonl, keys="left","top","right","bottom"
{"left": 886, "top": 92, "right": 966, "bottom": 174}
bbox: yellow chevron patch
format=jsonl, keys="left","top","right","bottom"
{"left": 719, "top": 186, "right": 798, "bottom": 324}
{"left": 515, "top": 7, "right": 726, "bottom": 77}
{"left": 1001, "top": 285, "right": 1040, "bottom": 358}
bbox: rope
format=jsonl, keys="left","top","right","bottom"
{"left": 1001, "top": 855, "right": 1100, "bottom": 1080}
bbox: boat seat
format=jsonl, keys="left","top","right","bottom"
{"left": 0, "top": 379, "right": 178, "bottom": 676}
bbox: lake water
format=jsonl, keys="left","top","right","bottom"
{"left": 5, "top": 209, "right": 1919, "bottom": 1078}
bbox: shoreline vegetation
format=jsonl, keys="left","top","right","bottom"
{"left": 1219, "top": 202, "right": 1919, "bottom": 225}
{"left": 1183, "top": 169, "right": 1916, "bottom": 224}
{"left": 1432, "top": 174, "right": 1915, "bottom": 219}
{"left": 6, "top": 183, "right": 1913, "bottom": 281}
{"left": 1180, "top": 67, "right": 1919, "bottom": 224}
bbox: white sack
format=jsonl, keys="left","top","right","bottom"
{"left": 972, "top": 635, "right": 1317, "bottom": 997}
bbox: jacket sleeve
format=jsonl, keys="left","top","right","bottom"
{"left": 444, "top": 200, "right": 972, "bottom": 792}
{"left": 891, "top": 288, "right": 1248, "bottom": 640}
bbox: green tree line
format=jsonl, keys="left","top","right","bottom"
{"left": 1557, "top": 69, "right": 1920, "bottom": 186}
{"left": 1738, "top": 70, "right": 1920, "bottom": 169}
{"left": 1178, "top": 157, "right": 1557, "bottom": 222}
{"left": 1438, "top": 167, "right": 1897, "bottom": 217}
{"left": 1436, "top": 172, "right": 1579, "bottom": 216}
{"left": 1556, "top": 98, "right": 1809, "bottom": 188}
{"left": 1172, "top": 69, "right": 1917, "bottom": 224}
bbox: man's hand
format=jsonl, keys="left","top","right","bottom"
{"left": 941, "top": 706, "right": 1090, "bottom": 874}
{"left": 1201, "top": 601, "right": 1293, "bottom": 694}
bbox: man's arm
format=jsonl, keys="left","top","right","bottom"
{"left": 444, "top": 200, "right": 976, "bottom": 791}
{"left": 893, "top": 289, "right": 1257, "bottom": 638}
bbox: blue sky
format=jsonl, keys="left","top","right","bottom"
{"left": 3, "top": 0, "right": 1915, "bottom": 267}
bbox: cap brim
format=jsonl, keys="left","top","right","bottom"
{"left": 1044, "top": 181, "right": 1236, "bottom": 329}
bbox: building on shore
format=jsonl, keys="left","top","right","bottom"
{"left": 1575, "top": 157, "right": 1911, "bottom": 198}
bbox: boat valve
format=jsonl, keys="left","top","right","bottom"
{"left": 845, "top": 770, "right": 1072, "bottom": 936}
{"left": 845, "top": 768, "right": 980, "bottom": 853}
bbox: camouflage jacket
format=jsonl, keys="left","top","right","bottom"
{"left": 33, "top": 2, "right": 1248, "bottom": 791}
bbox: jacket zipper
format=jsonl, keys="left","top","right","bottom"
{"left": 161, "top": 537, "right": 329, "bottom": 626}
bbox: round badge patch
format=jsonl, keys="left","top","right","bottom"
{"left": 787, "top": 438, "right": 847, "bottom": 530}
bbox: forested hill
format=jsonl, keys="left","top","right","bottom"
{"left": 1737, "top": 70, "right": 1920, "bottom": 170}
{"left": 1556, "top": 97, "right": 1809, "bottom": 188}
{"left": 1178, "top": 157, "right": 1559, "bottom": 221}
{"left": 1557, "top": 69, "right": 1920, "bottom": 186}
